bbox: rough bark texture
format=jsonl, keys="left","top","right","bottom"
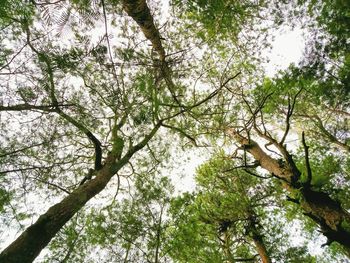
{"left": 0, "top": 123, "right": 160, "bottom": 262}
{"left": 228, "top": 130, "right": 350, "bottom": 255}
{"left": 0, "top": 153, "right": 122, "bottom": 263}
{"left": 121, "top": 0, "right": 166, "bottom": 61}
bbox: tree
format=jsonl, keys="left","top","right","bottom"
{"left": 45, "top": 171, "right": 173, "bottom": 263}
{"left": 227, "top": 108, "right": 350, "bottom": 255}
{"left": 168, "top": 155, "right": 267, "bottom": 263}
{"left": 0, "top": 0, "right": 224, "bottom": 261}
{"left": 0, "top": 0, "right": 349, "bottom": 261}
{"left": 193, "top": 155, "right": 273, "bottom": 263}
{"left": 167, "top": 153, "right": 322, "bottom": 262}
{"left": 221, "top": 0, "right": 350, "bottom": 254}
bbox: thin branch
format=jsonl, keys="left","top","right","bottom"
{"left": 243, "top": 169, "right": 273, "bottom": 180}
{"left": 0, "top": 141, "right": 47, "bottom": 158}
{"left": 313, "top": 115, "right": 350, "bottom": 153}
{"left": 0, "top": 43, "right": 28, "bottom": 71}
{"left": 24, "top": 23, "right": 103, "bottom": 170}
{"left": 29, "top": 176, "right": 71, "bottom": 194}
{"left": 115, "top": 122, "right": 162, "bottom": 172}
{"left": 60, "top": 224, "right": 85, "bottom": 263}
{"left": 161, "top": 73, "right": 241, "bottom": 122}
{"left": 161, "top": 123, "right": 197, "bottom": 146}
{"left": 223, "top": 161, "right": 259, "bottom": 172}
{"left": 280, "top": 89, "right": 303, "bottom": 145}
{"left": 0, "top": 165, "right": 53, "bottom": 174}
{"left": 233, "top": 255, "right": 259, "bottom": 262}
{"left": 302, "top": 131, "right": 312, "bottom": 187}
{"left": 101, "top": 0, "right": 120, "bottom": 88}
{"left": 0, "top": 103, "right": 73, "bottom": 112}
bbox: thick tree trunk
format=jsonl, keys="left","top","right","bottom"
{"left": 229, "top": 130, "right": 350, "bottom": 256}
{"left": 0, "top": 153, "right": 123, "bottom": 263}
{"left": 121, "top": 0, "right": 166, "bottom": 61}
{"left": 0, "top": 124, "right": 160, "bottom": 262}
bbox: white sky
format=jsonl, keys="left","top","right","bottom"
{"left": 264, "top": 27, "right": 306, "bottom": 77}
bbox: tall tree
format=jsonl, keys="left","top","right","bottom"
{"left": 0, "top": 0, "right": 349, "bottom": 261}
{"left": 0, "top": 0, "right": 224, "bottom": 261}
{"left": 167, "top": 154, "right": 287, "bottom": 262}
{"left": 227, "top": 111, "right": 350, "bottom": 255}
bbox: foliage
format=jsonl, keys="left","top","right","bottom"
{"left": 0, "top": 0, "right": 349, "bottom": 262}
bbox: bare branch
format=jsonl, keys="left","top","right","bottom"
{"left": 280, "top": 89, "right": 303, "bottom": 145}
{"left": 0, "top": 103, "right": 73, "bottom": 112}
{"left": 302, "top": 131, "right": 312, "bottom": 187}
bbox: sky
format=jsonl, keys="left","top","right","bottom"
{"left": 264, "top": 27, "right": 306, "bottom": 77}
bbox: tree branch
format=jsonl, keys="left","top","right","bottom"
{"left": 121, "top": 0, "right": 166, "bottom": 61}
{"left": 302, "top": 131, "right": 312, "bottom": 187}
{"left": 24, "top": 23, "right": 103, "bottom": 170}
{"left": 0, "top": 103, "right": 73, "bottom": 112}
{"left": 161, "top": 122, "right": 197, "bottom": 146}
{"left": 280, "top": 89, "right": 303, "bottom": 145}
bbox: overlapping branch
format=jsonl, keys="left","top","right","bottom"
{"left": 23, "top": 22, "right": 103, "bottom": 171}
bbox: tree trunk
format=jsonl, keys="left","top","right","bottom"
{"left": 121, "top": 0, "right": 186, "bottom": 110}
{"left": 251, "top": 233, "right": 271, "bottom": 263}
{"left": 0, "top": 153, "right": 122, "bottom": 262}
{"left": 230, "top": 130, "right": 350, "bottom": 256}
{"left": 154, "top": 205, "right": 164, "bottom": 263}
{"left": 247, "top": 214, "right": 271, "bottom": 263}
{"left": 0, "top": 124, "right": 160, "bottom": 262}
{"left": 121, "top": 0, "right": 166, "bottom": 61}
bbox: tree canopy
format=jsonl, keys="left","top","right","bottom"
{"left": 0, "top": 0, "right": 349, "bottom": 262}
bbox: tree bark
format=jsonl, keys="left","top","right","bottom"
{"left": 229, "top": 130, "right": 350, "bottom": 256}
{"left": 121, "top": 0, "right": 196, "bottom": 115}
{"left": 0, "top": 124, "right": 160, "bottom": 262}
{"left": 252, "top": 237, "right": 270, "bottom": 263}
{"left": 0, "top": 154, "right": 121, "bottom": 263}
{"left": 121, "top": 0, "right": 166, "bottom": 61}
{"left": 251, "top": 231, "right": 271, "bottom": 263}
{"left": 247, "top": 214, "right": 271, "bottom": 263}
{"left": 154, "top": 206, "right": 163, "bottom": 263}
